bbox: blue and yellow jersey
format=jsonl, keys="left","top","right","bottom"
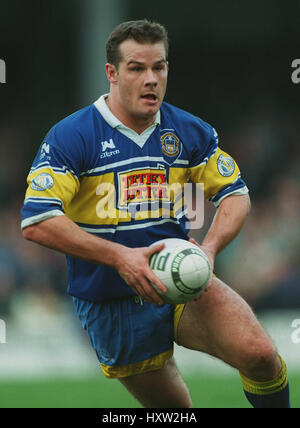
{"left": 21, "top": 95, "right": 248, "bottom": 302}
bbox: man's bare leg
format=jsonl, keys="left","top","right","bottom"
{"left": 119, "top": 357, "right": 192, "bottom": 408}
{"left": 177, "top": 276, "right": 281, "bottom": 381}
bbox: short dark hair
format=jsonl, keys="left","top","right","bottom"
{"left": 106, "top": 19, "right": 169, "bottom": 68}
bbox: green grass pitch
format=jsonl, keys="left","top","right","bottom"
{"left": 0, "top": 372, "right": 299, "bottom": 408}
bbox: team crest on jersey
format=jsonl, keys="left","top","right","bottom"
{"left": 160, "top": 132, "right": 181, "bottom": 165}
{"left": 217, "top": 154, "right": 235, "bottom": 177}
{"left": 31, "top": 173, "right": 54, "bottom": 191}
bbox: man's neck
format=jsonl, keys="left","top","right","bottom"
{"left": 105, "top": 95, "right": 157, "bottom": 135}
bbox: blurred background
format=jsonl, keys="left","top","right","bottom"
{"left": 0, "top": 0, "right": 299, "bottom": 408}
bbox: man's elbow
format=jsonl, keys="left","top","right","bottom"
{"left": 22, "top": 224, "right": 41, "bottom": 242}
{"left": 245, "top": 193, "right": 251, "bottom": 216}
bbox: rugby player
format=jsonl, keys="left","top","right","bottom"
{"left": 21, "top": 20, "right": 290, "bottom": 408}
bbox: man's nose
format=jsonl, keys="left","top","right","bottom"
{"left": 144, "top": 69, "right": 158, "bottom": 86}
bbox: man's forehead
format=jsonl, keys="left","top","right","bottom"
{"left": 119, "top": 39, "right": 167, "bottom": 64}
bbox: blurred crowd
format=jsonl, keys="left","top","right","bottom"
{"left": 0, "top": 126, "right": 68, "bottom": 317}
{"left": 0, "top": 105, "right": 299, "bottom": 319}
{"left": 0, "top": 199, "right": 67, "bottom": 318}
{"left": 194, "top": 108, "right": 300, "bottom": 311}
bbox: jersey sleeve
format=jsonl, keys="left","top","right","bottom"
{"left": 188, "top": 125, "right": 248, "bottom": 207}
{"left": 21, "top": 122, "right": 84, "bottom": 229}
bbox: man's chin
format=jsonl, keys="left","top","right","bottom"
{"left": 138, "top": 103, "right": 161, "bottom": 119}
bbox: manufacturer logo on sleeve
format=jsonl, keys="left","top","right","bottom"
{"left": 40, "top": 142, "right": 51, "bottom": 160}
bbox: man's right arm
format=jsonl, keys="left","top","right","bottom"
{"left": 22, "top": 216, "right": 167, "bottom": 304}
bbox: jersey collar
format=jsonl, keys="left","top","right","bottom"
{"left": 94, "top": 94, "right": 161, "bottom": 148}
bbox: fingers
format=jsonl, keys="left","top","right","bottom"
{"left": 189, "top": 237, "right": 214, "bottom": 296}
{"left": 140, "top": 260, "right": 167, "bottom": 304}
{"left": 147, "top": 269, "right": 167, "bottom": 294}
{"left": 189, "top": 238, "right": 214, "bottom": 267}
{"left": 189, "top": 237, "right": 200, "bottom": 247}
{"left": 147, "top": 245, "right": 168, "bottom": 293}
{"left": 118, "top": 244, "right": 168, "bottom": 305}
{"left": 120, "top": 263, "right": 167, "bottom": 305}
{"left": 139, "top": 283, "right": 165, "bottom": 305}
{"left": 146, "top": 242, "right": 165, "bottom": 257}
{"left": 132, "top": 271, "right": 166, "bottom": 305}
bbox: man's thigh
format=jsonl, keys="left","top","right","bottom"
{"left": 176, "top": 276, "right": 275, "bottom": 370}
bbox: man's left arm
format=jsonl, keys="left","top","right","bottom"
{"left": 191, "top": 194, "right": 251, "bottom": 272}
{"left": 188, "top": 123, "right": 250, "bottom": 269}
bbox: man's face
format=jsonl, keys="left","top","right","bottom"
{"left": 109, "top": 39, "right": 168, "bottom": 123}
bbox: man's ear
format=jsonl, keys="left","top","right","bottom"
{"left": 105, "top": 63, "right": 118, "bottom": 85}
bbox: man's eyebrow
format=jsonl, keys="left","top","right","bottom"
{"left": 127, "top": 59, "right": 167, "bottom": 66}
{"left": 127, "top": 60, "right": 143, "bottom": 66}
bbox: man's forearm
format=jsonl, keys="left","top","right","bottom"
{"left": 201, "top": 194, "right": 251, "bottom": 257}
{"left": 22, "top": 215, "right": 124, "bottom": 267}
{"left": 22, "top": 214, "right": 168, "bottom": 304}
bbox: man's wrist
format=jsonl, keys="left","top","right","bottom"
{"left": 200, "top": 242, "right": 218, "bottom": 259}
{"left": 110, "top": 243, "right": 128, "bottom": 270}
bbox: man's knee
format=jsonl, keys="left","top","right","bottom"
{"left": 238, "top": 338, "right": 280, "bottom": 381}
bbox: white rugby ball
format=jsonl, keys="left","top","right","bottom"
{"left": 149, "top": 238, "right": 211, "bottom": 304}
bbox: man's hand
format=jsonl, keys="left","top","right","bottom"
{"left": 189, "top": 237, "right": 215, "bottom": 295}
{"left": 115, "top": 242, "right": 168, "bottom": 305}
{"left": 189, "top": 237, "right": 215, "bottom": 273}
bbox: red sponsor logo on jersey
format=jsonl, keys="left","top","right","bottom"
{"left": 118, "top": 168, "right": 169, "bottom": 209}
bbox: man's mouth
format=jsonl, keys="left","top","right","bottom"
{"left": 141, "top": 93, "right": 158, "bottom": 101}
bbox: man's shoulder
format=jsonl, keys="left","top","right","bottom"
{"left": 45, "top": 103, "right": 108, "bottom": 152}
{"left": 52, "top": 104, "right": 98, "bottom": 135}
{"left": 160, "top": 102, "right": 214, "bottom": 136}
{"left": 42, "top": 104, "right": 105, "bottom": 158}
